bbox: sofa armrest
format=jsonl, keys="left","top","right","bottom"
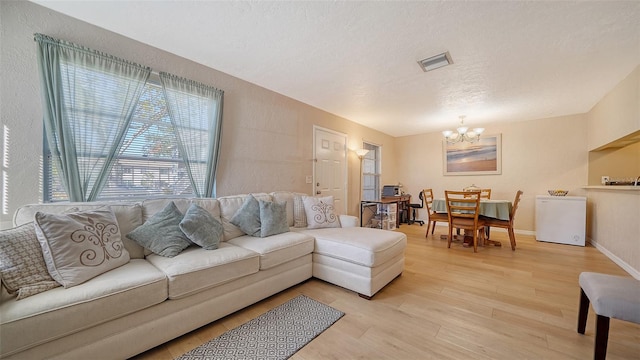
{"left": 339, "top": 215, "right": 359, "bottom": 228}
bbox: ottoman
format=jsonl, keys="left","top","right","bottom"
{"left": 299, "top": 227, "right": 406, "bottom": 299}
{"left": 577, "top": 272, "right": 640, "bottom": 360}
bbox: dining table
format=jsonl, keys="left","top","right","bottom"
{"left": 431, "top": 198, "right": 513, "bottom": 246}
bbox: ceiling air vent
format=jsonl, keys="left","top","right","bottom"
{"left": 418, "top": 52, "right": 452, "bottom": 72}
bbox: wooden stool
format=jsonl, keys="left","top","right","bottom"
{"left": 577, "top": 272, "right": 640, "bottom": 359}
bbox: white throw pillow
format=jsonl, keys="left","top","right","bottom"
{"left": 302, "top": 196, "right": 341, "bottom": 229}
{"left": 34, "top": 208, "right": 130, "bottom": 288}
{"left": 293, "top": 195, "right": 307, "bottom": 228}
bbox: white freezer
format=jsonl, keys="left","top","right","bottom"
{"left": 535, "top": 195, "right": 586, "bottom": 246}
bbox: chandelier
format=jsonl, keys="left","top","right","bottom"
{"left": 442, "top": 116, "right": 485, "bottom": 143}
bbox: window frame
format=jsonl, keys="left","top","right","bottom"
{"left": 361, "top": 141, "right": 382, "bottom": 201}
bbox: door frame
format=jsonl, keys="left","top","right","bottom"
{"left": 312, "top": 125, "right": 348, "bottom": 211}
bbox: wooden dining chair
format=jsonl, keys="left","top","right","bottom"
{"left": 423, "top": 188, "right": 449, "bottom": 237}
{"left": 480, "top": 189, "right": 491, "bottom": 199}
{"left": 482, "top": 190, "right": 523, "bottom": 251}
{"left": 445, "top": 190, "right": 486, "bottom": 253}
{"left": 459, "top": 187, "right": 491, "bottom": 236}
{"left": 463, "top": 187, "right": 491, "bottom": 199}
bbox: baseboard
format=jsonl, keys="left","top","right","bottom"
{"left": 587, "top": 237, "right": 640, "bottom": 280}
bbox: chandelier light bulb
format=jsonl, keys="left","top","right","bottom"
{"left": 443, "top": 116, "right": 484, "bottom": 144}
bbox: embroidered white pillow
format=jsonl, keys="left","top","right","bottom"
{"left": 302, "top": 196, "right": 341, "bottom": 229}
{"left": 34, "top": 209, "right": 130, "bottom": 288}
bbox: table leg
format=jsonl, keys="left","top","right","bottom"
{"left": 459, "top": 229, "right": 501, "bottom": 247}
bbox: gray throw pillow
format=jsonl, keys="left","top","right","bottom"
{"left": 126, "top": 202, "right": 191, "bottom": 257}
{"left": 179, "top": 204, "right": 223, "bottom": 250}
{"left": 230, "top": 194, "right": 261, "bottom": 237}
{"left": 259, "top": 200, "right": 289, "bottom": 237}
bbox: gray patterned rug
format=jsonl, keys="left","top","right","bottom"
{"left": 177, "top": 295, "right": 344, "bottom": 360}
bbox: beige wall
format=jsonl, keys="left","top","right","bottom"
{"left": 395, "top": 114, "right": 589, "bottom": 232}
{"left": 0, "top": 1, "right": 396, "bottom": 228}
{"left": 585, "top": 189, "right": 640, "bottom": 277}
{"left": 587, "top": 66, "right": 640, "bottom": 150}
{"left": 588, "top": 141, "right": 640, "bottom": 185}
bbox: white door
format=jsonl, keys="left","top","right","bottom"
{"left": 313, "top": 127, "right": 347, "bottom": 215}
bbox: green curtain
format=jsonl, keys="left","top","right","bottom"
{"left": 159, "top": 72, "right": 223, "bottom": 198}
{"left": 35, "top": 33, "right": 150, "bottom": 201}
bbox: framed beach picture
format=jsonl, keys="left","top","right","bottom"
{"left": 443, "top": 134, "right": 502, "bottom": 175}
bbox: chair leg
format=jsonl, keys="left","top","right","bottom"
{"left": 472, "top": 229, "right": 478, "bottom": 253}
{"left": 447, "top": 226, "right": 453, "bottom": 248}
{"left": 486, "top": 226, "right": 491, "bottom": 239}
{"left": 578, "top": 288, "right": 589, "bottom": 334}
{"left": 594, "top": 315, "right": 610, "bottom": 360}
{"left": 425, "top": 222, "right": 431, "bottom": 237}
{"left": 508, "top": 227, "right": 516, "bottom": 250}
{"left": 431, "top": 221, "right": 436, "bottom": 235}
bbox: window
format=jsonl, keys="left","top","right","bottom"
{"left": 361, "top": 142, "right": 381, "bottom": 201}
{"left": 45, "top": 79, "right": 194, "bottom": 201}
{"left": 37, "top": 34, "right": 223, "bottom": 202}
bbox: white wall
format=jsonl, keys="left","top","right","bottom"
{"left": 0, "top": 1, "right": 397, "bottom": 228}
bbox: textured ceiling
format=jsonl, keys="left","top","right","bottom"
{"left": 32, "top": 1, "right": 640, "bottom": 137}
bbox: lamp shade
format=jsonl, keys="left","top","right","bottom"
{"left": 355, "top": 148, "right": 369, "bottom": 158}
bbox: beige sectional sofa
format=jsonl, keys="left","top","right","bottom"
{"left": 0, "top": 191, "right": 406, "bottom": 360}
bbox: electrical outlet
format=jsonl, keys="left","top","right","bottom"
{"left": 305, "top": 175, "right": 312, "bottom": 184}
{"left": 601, "top": 176, "right": 609, "bottom": 185}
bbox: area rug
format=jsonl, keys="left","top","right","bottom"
{"left": 177, "top": 295, "right": 344, "bottom": 360}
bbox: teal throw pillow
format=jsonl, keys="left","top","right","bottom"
{"left": 259, "top": 200, "right": 289, "bottom": 237}
{"left": 230, "top": 194, "right": 261, "bottom": 237}
{"left": 126, "top": 201, "right": 191, "bottom": 257}
{"left": 179, "top": 204, "right": 223, "bottom": 250}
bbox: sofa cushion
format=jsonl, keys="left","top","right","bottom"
{"left": 179, "top": 204, "right": 223, "bottom": 250}
{"left": 302, "top": 195, "right": 341, "bottom": 229}
{"left": 270, "top": 191, "right": 303, "bottom": 227}
{"left": 0, "top": 223, "right": 60, "bottom": 299}
{"left": 259, "top": 200, "right": 289, "bottom": 237}
{"left": 127, "top": 201, "right": 191, "bottom": 258}
{"left": 227, "top": 231, "right": 314, "bottom": 270}
{"left": 34, "top": 209, "right": 131, "bottom": 288}
{"left": 297, "top": 227, "right": 406, "bottom": 267}
{"left": 293, "top": 195, "right": 307, "bottom": 228}
{"left": 0, "top": 259, "right": 167, "bottom": 357}
{"left": 217, "top": 193, "right": 271, "bottom": 241}
{"left": 145, "top": 243, "right": 260, "bottom": 299}
{"left": 230, "top": 194, "right": 262, "bottom": 237}
{"left": 141, "top": 198, "right": 221, "bottom": 223}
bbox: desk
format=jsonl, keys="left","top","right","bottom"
{"left": 382, "top": 195, "right": 411, "bottom": 226}
{"left": 361, "top": 195, "right": 411, "bottom": 229}
{"left": 432, "top": 198, "right": 512, "bottom": 247}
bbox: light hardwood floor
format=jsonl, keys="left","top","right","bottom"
{"left": 132, "top": 225, "right": 640, "bottom": 360}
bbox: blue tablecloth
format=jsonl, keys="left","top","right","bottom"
{"left": 432, "top": 199, "right": 512, "bottom": 221}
